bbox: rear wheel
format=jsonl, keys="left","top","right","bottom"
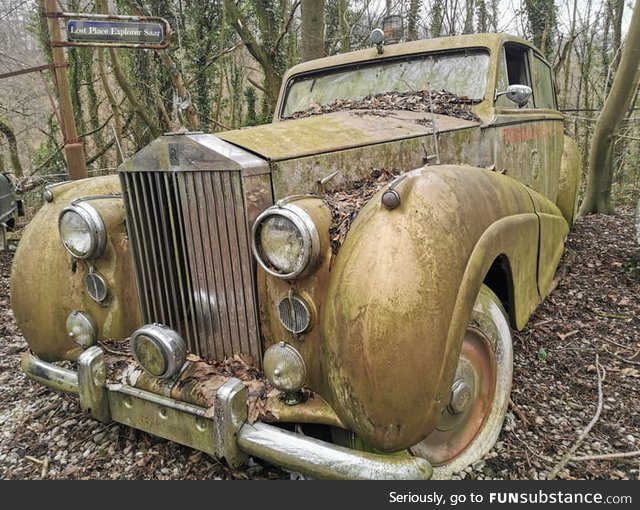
{"left": 410, "top": 285, "right": 513, "bottom": 478}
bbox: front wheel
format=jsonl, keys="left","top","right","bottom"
{"left": 410, "top": 285, "right": 513, "bottom": 478}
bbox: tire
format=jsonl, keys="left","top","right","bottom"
{"left": 410, "top": 284, "right": 513, "bottom": 479}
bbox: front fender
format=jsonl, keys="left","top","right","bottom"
{"left": 11, "top": 176, "right": 142, "bottom": 362}
{"left": 322, "top": 165, "right": 538, "bottom": 451}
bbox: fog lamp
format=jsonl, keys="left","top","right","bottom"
{"left": 58, "top": 202, "right": 106, "bottom": 259}
{"left": 263, "top": 342, "right": 306, "bottom": 405}
{"left": 66, "top": 310, "right": 97, "bottom": 348}
{"left": 130, "top": 324, "right": 186, "bottom": 379}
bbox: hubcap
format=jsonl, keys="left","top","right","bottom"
{"left": 409, "top": 327, "right": 497, "bottom": 466}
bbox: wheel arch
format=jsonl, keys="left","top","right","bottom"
{"left": 444, "top": 213, "right": 541, "bottom": 379}
{"left": 482, "top": 254, "right": 516, "bottom": 329}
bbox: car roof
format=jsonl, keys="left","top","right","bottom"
{"left": 281, "top": 33, "right": 534, "bottom": 79}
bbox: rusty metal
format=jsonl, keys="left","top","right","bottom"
{"left": 77, "top": 346, "right": 110, "bottom": 422}
{"left": 321, "top": 165, "right": 538, "bottom": 451}
{"left": 0, "top": 64, "right": 53, "bottom": 80}
{"left": 218, "top": 109, "right": 478, "bottom": 163}
{"left": 412, "top": 328, "right": 496, "bottom": 465}
{"left": 43, "top": 0, "right": 87, "bottom": 179}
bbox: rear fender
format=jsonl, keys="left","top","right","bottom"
{"left": 556, "top": 135, "right": 581, "bottom": 226}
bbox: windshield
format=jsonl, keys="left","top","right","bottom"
{"left": 282, "top": 49, "right": 490, "bottom": 118}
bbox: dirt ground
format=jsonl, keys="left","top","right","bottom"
{"left": 1, "top": 209, "right": 638, "bottom": 480}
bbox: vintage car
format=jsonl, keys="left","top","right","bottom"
{"left": 0, "top": 172, "right": 23, "bottom": 248}
{"left": 11, "top": 32, "right": 581, "bottom": 479}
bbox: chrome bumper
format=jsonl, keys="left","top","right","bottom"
{"left": 21, "top": 348, "right": 432, "bottom": 480}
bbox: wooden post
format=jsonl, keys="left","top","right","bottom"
{"left": 43, "top": 0, "right": 88, "bottom": 180}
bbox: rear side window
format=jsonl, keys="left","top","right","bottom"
{"left": 532, "top": 55, "right": 556, "bottom": 109}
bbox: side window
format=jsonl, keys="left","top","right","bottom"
{"left": 532, "top": 55, "right": 556, "bottom": 109}
{"left": 496, "top": 44, "right": 532, "bottom": 108}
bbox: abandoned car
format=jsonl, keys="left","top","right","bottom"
{"left": 11, "top": 32, "right": 581, "bottom": 479}
{"left": 0, "top": 173, "right": 22, "bottom": 248}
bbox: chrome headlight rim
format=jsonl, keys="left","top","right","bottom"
{"left": 58, "top": 202, "right": 107, "bottom": 260}
{"left": 251, "top": 203, "right": 320, "bottom": 280}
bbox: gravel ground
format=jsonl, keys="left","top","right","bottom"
{"left": 1, "top": 209, "right": 639, "bottom": 480}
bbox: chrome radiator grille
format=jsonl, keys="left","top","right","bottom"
{"left": 120, "top": 170, "right": 261, "bottom": 361}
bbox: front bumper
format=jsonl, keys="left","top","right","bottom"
{"left": 21, "top": 347, "right": 432, "bottom": 480}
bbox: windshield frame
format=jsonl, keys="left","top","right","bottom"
{"left": 278, "top": 46, "right": 492, "bottom": 120}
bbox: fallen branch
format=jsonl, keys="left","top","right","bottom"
{"left": 24, "top": 455, "right": 44, "bottom": 465}
{"left": 571, "top": 450, "right": 640, "bottom": 462}
{"left": 590, "top": 307, "right": 633, "bottom": 320}
{"left": 547, "top": 354, "right": 605, "bottom": 480}
{"left": 41, "top": 458, "right": 49, "bottom": 479}
{"left": 509, "top": 398, "right": 530, "bottom": 428}
{"left": 612, "top": 354, "right": 640, "bottom": 366}
{"left": 30, "top": 402, "right": 58, "bottom": 420}
{"left": 599, "top": 336, "right": 636, "bottom": 351}
{"left": 98, "top": 340, "right": 130, "bottom": 357}
{"left": 69, "top": 423, "right": 113, "bottom": 451}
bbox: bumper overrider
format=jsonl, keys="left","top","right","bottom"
{"left": 21, "top": 347, "right": 433, "bottom": 480}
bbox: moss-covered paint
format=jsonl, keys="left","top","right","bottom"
{"left": 556, "top": 136, "right": 582, "bottom": 225}
{"left": 218, "top": 110, "right": 478, "bottom": 165}
{"left": 320, "top": 165, "right": 540, "bottom": 451}
{"left": 258, "top": 197, "right": 334, "bottom": 396}
{"left": 11, "top": 176, "right": 142, "bottom": 362}
{"left": 270, "top": 123, "right": 483, "bottom": 199}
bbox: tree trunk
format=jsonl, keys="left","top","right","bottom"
{"left": 223, "top": 0, "right": 296, "bottom": 112}
{"left": 430, "top": 0, "right": 444, "bottom": 37}
{"left": 477, "top": 0, "right": 488, "bottom": 33}
{"left": 338, "top": 0, "right": 350, "bottom": 52}
{"left": 611, "top": 0, "right": 625, "bottom": 79}
{"left": 407, "top": 0, "right": 420, "bottom": 41}
{"left": 301, "top": 0, "right": 325, "bottom": 62}
{"left": 579, "top": 3, "right": 640, "bottom": 215}
{"left": 108, "top": 48, "right": 161, "bottom": 139}
{"left": 524, "top": 0, "right": 557, "bottom": 59}
{"left": 463, "top": 0, "right": 475, "bottom": 34}
{"left": 0, "top": 117, "right": 24, "bottom": 178}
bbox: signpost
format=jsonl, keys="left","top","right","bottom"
{"left": 41, "top": 4, "right": 173, "bottom": 180}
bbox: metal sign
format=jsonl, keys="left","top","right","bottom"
{"left": 49, "top": 12, "right": 171, "bottom": 49}
{"left": 67, "top": 19, "right": 166, "bottom": 45}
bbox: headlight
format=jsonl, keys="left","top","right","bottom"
{"left": 58, "top": 202, "right": 106, "bottom": 259}
{"left": 251, "top": 203, "right": 320, "bottom": 279}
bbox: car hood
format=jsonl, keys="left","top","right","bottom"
{"left": 218, "top": 110, "right": 480, "bottom": 162}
